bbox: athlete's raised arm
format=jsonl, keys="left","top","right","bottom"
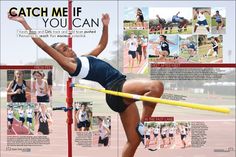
{"left": 166, "top": 39, "right": 176, "bottom": 45}
{"left": 8, "top": 11, "right": 76, "bottom": 74}
{"left": 85, "top": 13, "right": 110, "bottom": 57}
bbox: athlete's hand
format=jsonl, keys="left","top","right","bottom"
{"left": 102, "top": 13, "right": 110, "bottom": 26}
{"left": 8, "top": 11, "right": 25, "bottom": 23}
{"left": 15, "top": 89, "right": 22, "bottom": 94}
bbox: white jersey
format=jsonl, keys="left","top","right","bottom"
{"left": 197, "top": 12, "right": 206, "bottom": 21}
{"left": 8, "top": 110, "right": 14, "bottom": 119}
{"left": 78, "top": 110, "right": 88, "bottom": 122}
{"left": 35, "top": 80, "right": 47, "bottom": 96}
{"left": 99, "top": 124, "right": 108, "bottom": 139}
{"left": 127, "top": 38, "right": 137, "bottom": 51}
{"left": 169, "top": 127, "right": 175, "bottom": 134}
{"left": 180, "top": 127, "right": 187, "bottom": 135}
{"left": 153, "top": 128, "right": 159, "bottom": 134}
{"left": 19, "top": 109, "right": 24, "bottom": 118}
{"left": 161, "top": 128, "right": 166, "bottom": 135}
{"left": 146, "top": 129, "right": 151, "bottom": 136}
{"left": 26, "top": 108, "right": 33, "bottom": 118}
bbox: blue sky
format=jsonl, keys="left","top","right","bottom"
{"left": 124, "top": 7, "right": 149, "bottom": 21}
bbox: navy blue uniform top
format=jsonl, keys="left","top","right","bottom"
{"left": 160, "top": 41, "right": 170, "bottom": 53}
{"left": 69, "top": 56, "right": 126, "bottom": 89}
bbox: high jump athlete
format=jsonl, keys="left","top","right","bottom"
{"left": 9, "top": 12, "right": 164, "bottom": 157}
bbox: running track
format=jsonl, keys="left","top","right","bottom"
{"left": 7, "top": 118, "right": 32, "bottom": 135}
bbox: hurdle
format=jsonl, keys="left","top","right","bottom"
{"left": 71, "top": 83, "right": 230, "bottom": 114}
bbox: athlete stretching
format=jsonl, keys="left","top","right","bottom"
{"left": 9, "top": 12, "right": 164, "bottom": 157}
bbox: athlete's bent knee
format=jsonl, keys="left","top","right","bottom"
{"left": 150, "top": 81, "right": 164, "bottom": 97}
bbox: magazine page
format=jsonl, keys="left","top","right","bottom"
{"left": 0, "top": 0, "right": 235, "bottom": 157}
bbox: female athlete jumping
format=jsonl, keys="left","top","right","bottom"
{"left": 9, "top": 12, "right": 164, "bottom": 157}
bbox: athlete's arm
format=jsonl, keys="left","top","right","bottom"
{"left": 43, "top": 81, "right": 49, "bottom": 95}
{"left": 32, "top": 81, "right": 36, "bottom": 93}
{"left": 7, "top": 81, "right": 17, "bottom": 96}
{"left": 25, "top": 81, "right": 31, "bottom": 91}
{"left": 8, "top": 11, "right": 76, "bottom": 74}
{"left": 75, "top": 110, "right": 80, "bottom": 122}
{"left": 166, "top": 39, "right": 176, "bottom": 45}
{"left": 85, "top": 14, "right": 110, "bottom": 57}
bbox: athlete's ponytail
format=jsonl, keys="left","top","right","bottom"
{"left": 160, "top": 35, "right": 167, "bottom": 41}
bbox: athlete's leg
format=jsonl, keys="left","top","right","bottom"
{"left": 120, "top": 103, "right": 141, "bottom": 157}
{"left": 194, "top": 25, "right": 198, "bottom": 32}
{"left": 122, "top": 79, "right": 164, "bottom": 123}
{"left": 207, "top": 48, "right": 212, "bottom": 57}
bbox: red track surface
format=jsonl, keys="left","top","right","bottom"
{"left": 7, "top": 118, "right": 32, "bottom": 135}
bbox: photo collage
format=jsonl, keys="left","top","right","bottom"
{"left": 7, "top": 69, "right": 53, "bottom": 135}
{"left": 123, "top": 7, "right": 226, "bottom": 73}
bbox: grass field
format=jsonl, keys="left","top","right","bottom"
{"left": 179, "top": 50, "right": 199, "bottom": 62}
{"left": 198, "top": 44, "right": 223, "bottom": 63}
{"left": 124, "top": 21, "right": 149, "bottom": 30}
{"left": 166, "top": 25, "right": 192, "bottom": 34}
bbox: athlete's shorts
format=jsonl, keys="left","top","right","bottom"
{"left": 128, "top": 50, "right": 136, "bottom": 59}
{"left": 161, "top": 134, "right": 166, "bottom": 139}
{"left": 216, "top": 19, "right": 222, "bottom": 23}
{"left": 37, "top": 95, "right": 49, "bottom": 102}
{"left": 169, "top": 133, "right": 174, "bottom": 137}
{"left": 106, "top": 78, "right": 128, "bottom": 113}
{"left": 213, "top": 47, "right": 219, "bottom": 53}
{"left": 98, "top": 136, "right": 109, "bottom": 146}
{"left": 8, "top": 118, "right": 13, "bottom": 124}
{"left": 137, "top": 46, "right": 142, "bottom": 55}
{"left": 181, "top": 134, "right": 186, "bottom": 140}
{"left": 145, "top": 135, "right": 150, "bottom": 139}
{"left": 77, "top": 120, "right": 90, "bottom": 128}
{"left": 27, "top": 117, "right": 32, "bottom": 123}
{"left": 47, "top": 79, "right": 53, "bottom": 86}
{"left": 142, "top": 45, "right": 147, "bottom": 49}
{"left": 19, "top": 117, "right": 25, "bottom": 123}
{"left": 154, "top": 134, "right": 158, "bottom": 137}
{"left": 196, "top": 20, "right": 208, "bottom": 26}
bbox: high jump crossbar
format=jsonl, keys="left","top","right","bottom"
{"left": 71, "top": 83, "right": 230, "bottom": 114}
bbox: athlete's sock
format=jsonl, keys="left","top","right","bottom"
{"left": 136, "top": 122, "right": 145, "bottom": 144}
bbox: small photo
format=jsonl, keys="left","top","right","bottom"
{"left": 124, "top": 7, "right": 149, "bottom": 30}
{"left": 34, "top": 103, "right": 53, "bottom": 135}
{"left": 193, "top": 7, "right": 211, "bottom": 34}
{"left": 143, "top": 121, "right": 191, "bottom": 150}
{"left": 149, "top": 7, "right": 193, "bottom": 34}
{"left": 74, "top": 102, "right": 92, "bottom": 131}
{"left": 6, "top": 70, "right": 31, "bottom": 103}
{"left": 7, "top": 103, "right": 35, "bottom": 135}
{"left": 175, "top": 122, "right": 191, "bottom": 149}
{"left": 123, "top": 30, "right": 149, "bottom": 74}
{"left": 179, "top": 35, "right": 199, "bottom": 63}
{"left": 31, "top": 70, "right": 53, "bottom": 103}
{"left": 198, "top": 34, "right": 223, "bottom": 63}
{"left": 148, "top": 34, "right": 179, "bottom": 63}
{"left": 92, "top": 116, "right": 111, "bottom": 147}
{"left": 211, "top": 8, "right": 226, "bottom": 34}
